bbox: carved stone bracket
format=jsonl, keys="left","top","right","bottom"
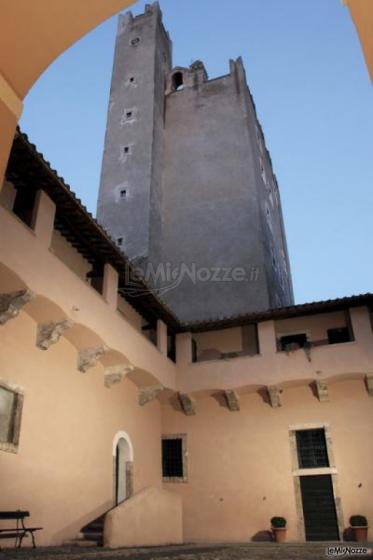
{"left": 0, "top": 290, "right": 34, "bottom": 325}
{"left": 268, "top": 385, "right": 282, "bottom": 408}
{"left": 365, "top": 374, "right": 373, "bottom": 397}
{"left": 179, "top": 393, "right": 196, "bottom": 416}
{"left": 36, "top": 320, "right": 73, "bottom": 350}
{"left": 104, "top": 364, "right": 134, "bottom": 388}
{"left": 139, "top": 385, "right": 164, "bottom": 406}
{"left": 78, "top": 345, "right": 108, "bottom": 373}
{"left": 224, "top": 390, "right": 240, "bottom": 411}
{"left": 315, "top": 380, "right": 329, "bottom": 402}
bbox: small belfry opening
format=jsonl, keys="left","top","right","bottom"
{"left": 172, "top": 71, "right": 184, "bottom": 91}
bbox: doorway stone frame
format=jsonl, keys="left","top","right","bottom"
{"left": 288, "top": 422, "right": 344, "bottom": 542}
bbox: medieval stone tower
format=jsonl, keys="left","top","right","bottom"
{"left": 97, "top": 2, "right": 294, "bottom": 323}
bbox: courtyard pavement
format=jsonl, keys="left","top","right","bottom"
{"left": 1, "top": 543, "right": 373, "bottom": 560}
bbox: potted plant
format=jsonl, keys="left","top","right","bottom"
{"left": 350, "top": 515, "right": 368, "bottom": 542}
{"left": 271, "top": 516, "right": 287, "bottom": 543}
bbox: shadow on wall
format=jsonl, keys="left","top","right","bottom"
{"left": 343, "top": 527, "right": 355, "bottom": 542}
{"left": 257, "top": 388, "right": 272, "bottom": 406}
{"left": 251, "top": 530, "right": 273, "bottom": 542}
{"left": 251, "top": 527, "right": 360, "bottom": 543}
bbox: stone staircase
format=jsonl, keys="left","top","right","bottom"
{"left": 63, "top": 512, "right": 106, "bottom": 548}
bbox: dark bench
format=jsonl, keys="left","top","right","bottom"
{"left": 0, "top": 511, "right": 42, "bottom": 548}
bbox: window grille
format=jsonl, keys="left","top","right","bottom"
{"left": 296, "top": 429, "right": 329, "bottom": 469}
{"left": 162, "top": 438, "right": 183, "bottom": 478}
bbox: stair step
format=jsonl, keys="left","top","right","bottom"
{"left": 75, "top": 508, "right": 110, "bottom": 548}
{"left": 83, "top": 522, "right": 104, "bottom": 531}
{"left": 63, "top": 539, "right": 99, "bottom": 548}
{"left": 81, "top": 531, "right": 103, "bottom": 542}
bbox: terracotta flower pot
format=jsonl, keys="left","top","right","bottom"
{"left": 353, "top": 526, "right": 368, "bottom": 542}
{"left": 272, "top": 527, "right": 287, "bottom": 543}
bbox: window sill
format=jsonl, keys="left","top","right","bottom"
{"left": 277, "top": 340, "right": 357, "bottom": 354}
{"left": 292, "top": 467, "right": 337, "bottom": 477}
{"left": 162, "top": 477, "right": 188, "bottom": 483}
{"left": 191, "top": 353, "right": 261, "bottom": 365}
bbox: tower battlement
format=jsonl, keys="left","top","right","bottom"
{"left": 97, "top": 3, "right": 293, "bottom": 322}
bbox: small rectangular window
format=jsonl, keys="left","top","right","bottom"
{"left": 12, "top": 188, "right": 37, "bottom": 228}
{"left": 296, "top": 429, "right": 329, "bottom": 469}
{"left": 327, "top": 327, "right": 351, "bottom": 345}
{"left": 0, "top": 384, "right": 23, "bottom": 452}
{"left": 191, "top": 339, "right": 197, "bottom": 363}
{"left": 162, "top": 434, "right": 187, "bottom": 481}
{"left": 279, "top": 333, "right": 307, "bottom": 351}
{"left": 141, "top": 322, "right": 157, "bottom": 346}
{"left": 167, "top": 330, "right": 176, "bottom": 363}
{"left": 87, "top": 264, "right": 104, "bottom": 295}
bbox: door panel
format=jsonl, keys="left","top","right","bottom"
{"left": 300, "top": 475, "right": 340, "bottom": 541}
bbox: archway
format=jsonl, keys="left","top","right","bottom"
{"left": 112, "top": 431, "right": 133, "bottom": 506}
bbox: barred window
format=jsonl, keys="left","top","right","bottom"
{"left": 162, "top": 435, "right": 187, "bottom": 481}
{"left": 296, "top": 429, "right": 329, "bottom": 469}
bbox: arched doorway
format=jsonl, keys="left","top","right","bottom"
{"left": 112, "top": 431, "right": 133, "bottom": 506}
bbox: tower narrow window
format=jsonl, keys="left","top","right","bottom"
{"left": 121, "top": 109, "right": 136, "bottom": 127}
{"left": 120, "top": 189, "right": 127, "bottom": 198}
{"left": 172, "top": 72, "right": 184, "bottom": 91}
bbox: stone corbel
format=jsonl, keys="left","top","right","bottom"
{"left": 0, "top": 290, "right": 34, "bottom": 325}
{"left": 36, "top": 320, "right": 73, "bottom": 350}
{"left": 268, "top": 385, "right": 282, "bottom": 408}
{"left": 224, "top": 390, "right": 240, "bottom": 411}
{"left": 179, "top": 393, "right": 196, "bottom": 416}
{"left": 365, "top": 374, "right": 373, "bottom": 397}
{"left": 139, "top": 385, "right": 164, "bottom": 406}
{"left": 104, "top": 364, "right": 134, "bottom": 388}
{"left": 315, "top": 380, "right": 329, "bottom": 402}
{"left": 78, "top": 345, "right": 108, "bottom": 373}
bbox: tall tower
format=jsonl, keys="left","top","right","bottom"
{"left": 97, "top": 2, "right": 171, "bottom": 262}
{"left": 97, "top": 2, "right": 294, "bottom": 323}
